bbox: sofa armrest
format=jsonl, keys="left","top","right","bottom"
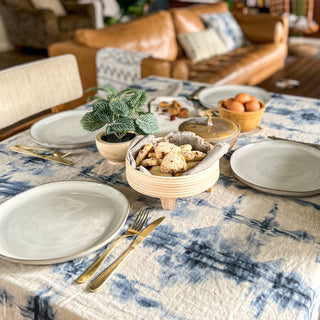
{"left": 233, "top": 12, "right": 289, "bottom": 44}
{"left": 141, "top": 57, "right": 173, "bottom": 79}
{"left": 171, "top": 59, "right": 191, "bottom": 80}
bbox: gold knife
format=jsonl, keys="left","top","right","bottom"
{"left": 89, "top": 216, "right": 165, "bottom": 292}
{"left": 267, "top": 136, "right": 320, "bottom": 150}
{"left": 9, "top": 145, "right": 72, "bottom": 165}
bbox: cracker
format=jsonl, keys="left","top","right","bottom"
{"left": 181, "top": 151, "right": 195, "bottom": 162}
{"left": 140, "top": 157, "right": 160, "bottom": 167}
{"left": 135, "top": 143, "right": 153, "bottom": 166}
{"left": 192, "top": 150, "right": 207, "bottom": 161}
{"left": 160, "top": 151, "right": 187, "bottom": 174}
{"left": 180, "top": 144, "right": 192, "bottom": 152}
{"left": 155, "top": 142, "right": 181, "bottom": 159}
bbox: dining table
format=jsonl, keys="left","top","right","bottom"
{"left": 0, "top": 75, "right": 319, "bottom": 320}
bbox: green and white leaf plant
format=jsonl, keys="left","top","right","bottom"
{"left": 81, "top": 86, "right": 159, "bottom": 142}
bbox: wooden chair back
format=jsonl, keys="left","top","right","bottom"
{"left": 0, "top": 54, "right": 83, "bottom": 140}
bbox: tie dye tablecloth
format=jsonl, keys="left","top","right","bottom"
{"left": 0, "top": 76, "right": 319, "bottom": 320}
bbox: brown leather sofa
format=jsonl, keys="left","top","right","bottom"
{"left": 0, "top": 0, "right": 96, "bottom": 49}
{"left": 48, "top": 2, "right": 289, "bottom": 111}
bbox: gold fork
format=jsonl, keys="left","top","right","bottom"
{"left": 76, "top": 208, "right": 150, "bottom": 284}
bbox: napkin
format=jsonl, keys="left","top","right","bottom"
{"left": 127, "top": 132, "right": 229, "bottom": 176}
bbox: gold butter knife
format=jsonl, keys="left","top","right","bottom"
{"left": 268, "top": 136, "right": 320, "bottom": 150}
{"left": 9, "top": 145, "right": 72, "bottom": 165}
{"left": 89, "top": 216, "right": 165, "bottom": 292}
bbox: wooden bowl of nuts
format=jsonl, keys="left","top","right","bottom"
{"left": 126, "top": 134, "right": 225, "bottom": 210}
{"left": 218, "top": 93, "right": 266, "bottom": 132}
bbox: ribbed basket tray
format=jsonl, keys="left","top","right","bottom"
{"left": 126, "top": 159, "right": 220, "bottom": 210}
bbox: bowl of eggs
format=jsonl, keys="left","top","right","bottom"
{"left": 217, "top": 93, "right": 266, "bottom": 132}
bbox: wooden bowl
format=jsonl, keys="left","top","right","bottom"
{"left": 96, "top": 132, "right": 132, "bottom": 165}
{"left": 218, "top": 99, "right": 266, "bottom": 132}
{"left": 126, "top": 155, "right": 220, "bottom": 210}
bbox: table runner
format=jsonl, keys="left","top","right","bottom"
{"left": 0, "top": 76, "right": 319, "bottom": 320}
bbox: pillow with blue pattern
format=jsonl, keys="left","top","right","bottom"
{"left": 201, "top": 12, "right": 246, "bottom": 52}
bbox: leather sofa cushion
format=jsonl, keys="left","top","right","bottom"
{"left": 170, "top": 2, "right": 228, "bottom": 35}
{"left": 188, "top": 43, "right": 287, "bottom": 85}
{"left": 75, "top": 10, "right": 178, "bottom": 61}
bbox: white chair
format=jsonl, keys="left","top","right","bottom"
{"left": 0, "top": 54, "right": 83, "bottom": 140}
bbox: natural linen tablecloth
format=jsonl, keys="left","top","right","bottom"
{"left": 0, "top": 76, "right": 320, "bottom": 320}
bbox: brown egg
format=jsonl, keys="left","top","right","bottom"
{"left": 234, "top": 93, "right": 252, "bottom": 104}
{"left": 229, "top": 101, "right": 245, "bottom": 112}
{"left": 250, "top": 96, "right": 259, "bottom": 102}
{"left": 224, "top": 98, "right": 234, "bottom": 109}
{"left": 245, "top": 100, "right": 261, "bottom": 112}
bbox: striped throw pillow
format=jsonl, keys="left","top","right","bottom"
{"left": 201, "top": 12, "right": 246, "bottom": 52}
{"left": 178, "top": 28, "right": 227, "bottom": 62}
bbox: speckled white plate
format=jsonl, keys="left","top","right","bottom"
{"left": 30, "top": 110, "right": 99, "bottom": 149}
{"left": 199, "top": 85, "right": 271, "bottom": 110}
{"left": 230, "top": 140, "right": 320, "bottom": 196}
{"left": 0, "top": 181, "right": 130, "bottom": 265}
{"left": 150, "top": 96, "right": 196, "bottom": 136}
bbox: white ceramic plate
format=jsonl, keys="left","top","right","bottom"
{"left": 0, "top": 181, "right": 130, "bottom": 264}
{"left": 230, "top": 141, "right": 320, "bottom": 196}
{"left": 150, "top": 96, "right": 196, "bottom": 136}
{"left": 198, "top": 85, "right": 271, "bottom": 110}
{"left": 30, "top": 110, "right": 100, "bottom": 149}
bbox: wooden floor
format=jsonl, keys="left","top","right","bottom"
{"left": 257, "top": 56, "right": 320, "bottom": 98}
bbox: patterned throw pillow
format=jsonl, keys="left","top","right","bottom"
{"left": 30, "top": 0, "right": 66, "bottom": 16}
{"left": 177, "top": 28, "right": 227, "bottom": 62}
{"left": 201, "top": 12, "right": 246, "bottom": 52}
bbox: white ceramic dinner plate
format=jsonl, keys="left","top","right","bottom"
{"left": 198, "top": 85, "right": 271, "bottom": 110}
{"left": 30, "top": 110, "right": 99, "bottom": 149}
{"left": 0, "top": 181, "right": 130, "bottom": 265}
{"left": 230, "top": 140, "right": 320, "bottom": 196}
{"left": 150, "top": 96, "right": 196, "bottom": 136}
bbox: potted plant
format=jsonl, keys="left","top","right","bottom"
{"left": 81, "top": 86, "right": 159, "bottom": 164}
{"left": 104, "top": 0, "right": 153, "bottom": 25}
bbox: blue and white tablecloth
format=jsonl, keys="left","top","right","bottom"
{"left": 0, "top": 76, "right": 319, "bottom": 320}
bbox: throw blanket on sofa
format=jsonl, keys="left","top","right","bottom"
{"left": 96, "top": 47, "right": 149, "bottom": 90}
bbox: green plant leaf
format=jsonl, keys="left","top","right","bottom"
{"left": 102, "top": 85, "right": 117, "bottom": 96}
{"left": 118, "top": 88, "right": 136, "bottom": 97}
{"left": 109, "top": 100, "right": 132, "bottom": 117}
{"left": 92, "top": 99, "right": 114, "bottom": 125}
{"left": 136, "top": 113, "right": 159, "bottom": 135}
{"left": 85, "top": 86, "right": 105, "bottom": 93}
{"left": 92, "top": 99, "right": 109, "bottom": 112}
{"left": 134, "top": 123, "right": 146, "bottom": 135}
{"left": 86, "top": 95, "right": 102, "bottom": 103}
{"left": 107, "top": 117, "right": 135, "bottom": 134}
{"left": 129, "top": 90, "right": 147, "bottom": 110}
{"left": 80, "top": 111, "right": 105, "bottom": 131}
{"left": 99, "top": 108, "right": 114, "bottom": 124}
